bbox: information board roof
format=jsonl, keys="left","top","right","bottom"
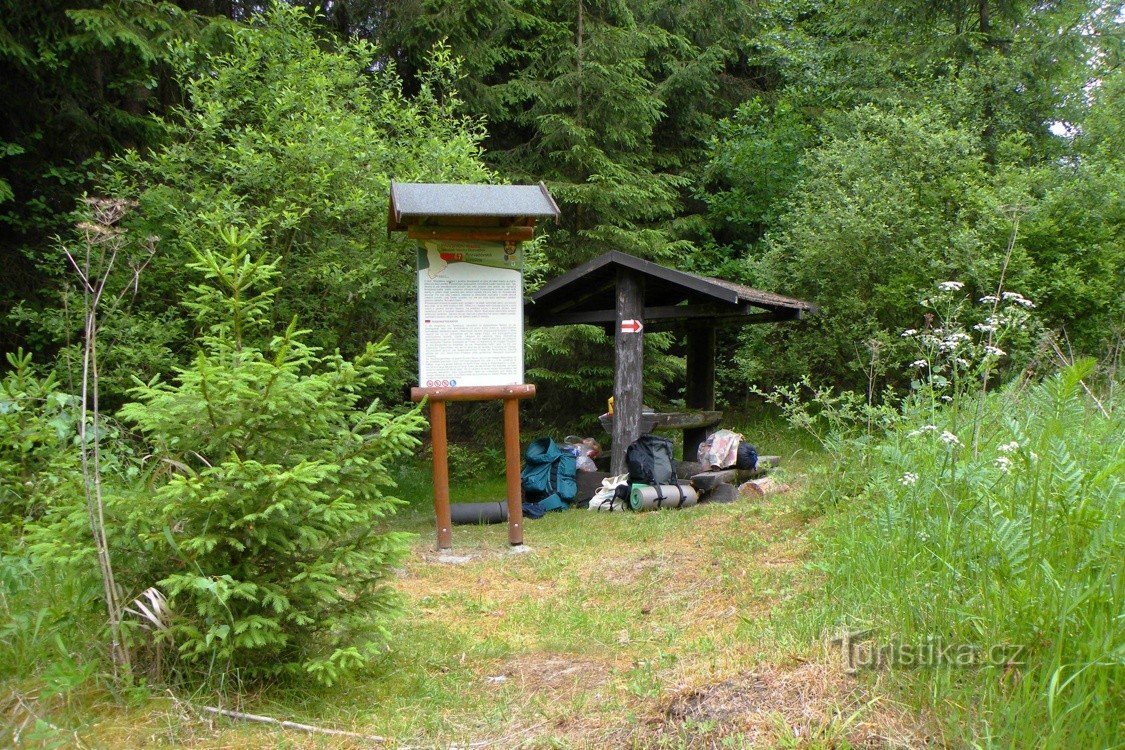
{"left": 389, "top": 182, "right": 560, "bottom": 231}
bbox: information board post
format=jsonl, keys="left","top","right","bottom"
{"left": 411, "top": 385, "right": 535, "bottom": 550}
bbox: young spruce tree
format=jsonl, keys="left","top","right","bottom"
{"left": 119, "top": 224, "right": 423, "bottom": 685}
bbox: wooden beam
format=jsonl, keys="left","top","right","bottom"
{"left": 406, "top": 226, "right": 534, "bottom": 243}
{"left": 611, "top": 269, "right": 644, "bottom": 475}
{"left": 411, "top": 384, "right": 536, "bottom": 402}
{"left": 533, "top": 279, "right": 618, "bottom": 316}
{"left": 643, "top": 310, "right": 802, "bottom": 333}
{"left": 537, "top": 303, "right": 752, "bottom": 326}
{"left": 534, "top": 307, "right": 801, "bottom": 329}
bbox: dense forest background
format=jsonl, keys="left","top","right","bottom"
{"left": 2, "top": 0, "right": 1122, "bottom": 421}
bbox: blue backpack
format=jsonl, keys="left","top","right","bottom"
{"left": 520, "top": 437, "right": 577, "bottom": 518}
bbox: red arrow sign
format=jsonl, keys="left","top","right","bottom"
{"left": 620, "top": 319, "right": 644, "bottom": 334}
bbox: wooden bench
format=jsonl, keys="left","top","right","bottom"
{"left": 598, "top": 410, "right": 723, "bottom": 461}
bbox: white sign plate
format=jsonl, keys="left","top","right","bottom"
{"left": 417, "top": 240, "right": 523, "bottom": 388}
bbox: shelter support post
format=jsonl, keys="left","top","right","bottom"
{"left": 683, "top": 325, "right": 717, "bottom": 462}
{"left": 611, "top": 269, "right": 645, "bottom": 475}
{"left": 503, "top": 397, "right": 524, "bottom": 546}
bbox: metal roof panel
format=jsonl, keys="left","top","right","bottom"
{"left": 389, "top": 182, "right": 560, "bottom": 229}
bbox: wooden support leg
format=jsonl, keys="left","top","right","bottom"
{"left": 503, "top": 397, "right": 524, "bottom": 546}
{"left": 429, "top": 399, "right": 452, "bottom": 551}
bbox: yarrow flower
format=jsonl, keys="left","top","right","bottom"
{"left": 995, "top": 456, "right": 1012, "bottom": 472}
{"left": 1001, "top": 291, "right": 1035, "bottom": 308}
{"left": 911, "top": 359, "right": 929, "bottom": 369}
{"left": 979, "top": 295, "right": 999, "bottom": 304}
{"left": 955, "top": 357, "right": 970, "bottom": 367}
{"left": 939, "top": 332, "right": 971, "bottom": 351}
{"left": 940, "top": 431, "right": 961, "bottom": 446}
{"left": 984, "top": 345, "right": 1006, "bottom": 358}
{"left": 900, "top": 472, "right": 919, "bottom": 486}
{"left": 938, "top": 281, "right": 965, "bottom": 291}
{"left": 973, "top": 322, "right": 997, "bottom": 333}
{"left": 901, "top": 328, "right": 918, "bottom": 338}
{"left": 998, "top": 441, "right": 1019, "bottom": 454}
{"left": 907, "top": 425, "right": 938, "bottom": 437}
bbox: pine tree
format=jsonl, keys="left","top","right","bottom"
{"left": 119, "top": 223, "right": 424, "bottom": 685}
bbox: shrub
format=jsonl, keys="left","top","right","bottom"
{"left": 117, "top": 224, "right": 424, "bottom": 685}
{"left": 97, "top": 3, "right": 490, "bottom": 402}
{"left": 0, "top": 351, "right": 80, "bottom": 541}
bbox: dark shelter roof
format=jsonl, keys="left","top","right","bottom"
{"left": 388, "top": 181, "right": 560, "bottom": 231}
{"left": 527, "top": 251, "right": 815, "bottom": 332}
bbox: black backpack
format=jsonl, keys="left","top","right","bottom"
{"left": 626, "top": 434, "right": 677, "bottom": 486}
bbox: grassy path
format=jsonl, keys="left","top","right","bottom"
{"left": 79, "top": 476, "right": 930, "bottom": 749}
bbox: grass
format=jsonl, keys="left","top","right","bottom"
{"left": 810, "top": 364, "right": 1124, "bottom": 748}
{"left": 3, "top": 417, "right": 929, "bottom": 748}
{"left": 4, "top": 388, "right": 1119, "bottom": 748}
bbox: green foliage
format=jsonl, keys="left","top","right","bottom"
{"left": 703, "top": 96, "right": 813, "bottom": 247}
{"left": 739, "top": 105, "right": 1002, "bottom": 388}
{"left": 116, "top": 225, "right": 424, "bottom": 685}
{"left": 765, "top": 286, "right": 1122, "bottom": 743}
{"left": 85, "top": 2, "right": 489, "bottom": 399}
{"left": 382, "top": 0, "right": 761, "bottom": 272}
{"left": 0, "top": 351, "right": 80, "bottom": 539}
{"left": 0, "top": 0, "right": 215, "bottom": 352}
{"left": 0, "top": 553, "right": 104, "bottom": 686}
{"left": 817, "top": 362, "right": 1123, "bottom": 746}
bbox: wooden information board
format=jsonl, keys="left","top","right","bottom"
{"left": 417, "top": 240, "right": 523, "bottom": 387}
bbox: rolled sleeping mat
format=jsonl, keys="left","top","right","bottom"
{"left": 450, "top": 501, "right": 509, "bottom": 525}
{"left": 629, "top": 483, "right": 699, "bottom": 512}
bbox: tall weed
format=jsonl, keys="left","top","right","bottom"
{"left": 786, "top": 283, "right": 1123, "bottom": 746}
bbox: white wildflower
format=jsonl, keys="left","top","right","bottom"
{"left": 979, "top": 295, "right": 999, "bottom": 304}
{"left": 998, "top": 441, "right": 1019, "bottom": 454}
{"left": 984, "top": 345, "right": 1006, "bottom": 358}
{"left": 995, "top": 456, "right": 1012, "bottom": 472}
{"left": 940, "top": 431, "right": 961, "bottom": 446}
{"left": 907, "top": 425, "right": 938, "bottom": 437}
{"left": 1001, "top": 291, "right": 1035, "bottom": 308}
{"left": 973, "top": 322, "right": 997, "bottom": 333}
{"left": 911, "top": 359, "right": 929, "bottom": 368}
{"left": 941, "top": 395, "right": 953, "bottom": 402}
{"left": 956, "top": 357, "right": 970, "bottom": 367}
{"left": 940, "top": 333, "right": 970, "bottom": 351}
{"left": 901, "top": 328, "right": 918, "bottom": 338}
{"left": 938, "top": 281, "right": 965, "bottom": 291}
{"left": 900, "top": 472, "right": 919, "bottom": 486}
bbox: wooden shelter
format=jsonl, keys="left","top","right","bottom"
{"left": 526, "top": 251, "right": 816, "bottom": 473}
